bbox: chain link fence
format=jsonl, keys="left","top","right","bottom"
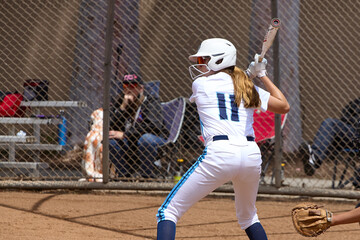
{"left": 0, "top": 0, "right": 359, "bottom": 196}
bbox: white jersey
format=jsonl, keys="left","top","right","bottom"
{"left": 189, "top": 72, "right": 270, "bottom": 145}
{"left": 158, "top": 72, "right": 270, "bottom": 231}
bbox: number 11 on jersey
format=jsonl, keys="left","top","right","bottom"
{"left": 217, "top": 92, "right": 239, "bottom": 122}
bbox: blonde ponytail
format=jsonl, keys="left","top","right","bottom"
{"left": 223, "top": 66, "right": 260, "bottom": 108}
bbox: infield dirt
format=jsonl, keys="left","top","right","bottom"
{"left": 0, "top": 190, "right": 359, "bottom": 239}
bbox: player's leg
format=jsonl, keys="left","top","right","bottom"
{"left": 233, "top": 177, "right": 267, "bottom": 240}
{"left": 157, "top": 151, "right": 215, "bottom": 221}
{"left": 157, "top": 164, "right": 212, "bottom": 239}
{"left": 245, "top": 222, "right": 267, "bottom": 240}
{"left": 232, "top": 142, "right": 267, "bottom": 239}
{"left": 157, "top": 220, "right": 176, "bottom": 240}
{"left": 157, "top": 147, "right": 231, "bottom": 239}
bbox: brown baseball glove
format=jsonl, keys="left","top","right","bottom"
{"left": 291, "top": 202, "right": 333, "bottom": 237}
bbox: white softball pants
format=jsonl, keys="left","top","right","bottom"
{"left": 157, "top": 136, "right": 262, "bottom": 230}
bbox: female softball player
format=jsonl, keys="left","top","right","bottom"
{"left": 156, "top": 38, "right": 290, "bottom": 240}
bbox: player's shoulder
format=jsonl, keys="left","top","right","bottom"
{"left": 193, "top": 72, "right": 231, "bottom": 90}
{"left": 192, "top": 76, "right": 208, "bottom": 90}
{"left": 193, "top": 75, "right": 207, "bottom": 84}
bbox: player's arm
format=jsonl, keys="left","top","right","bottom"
{"left": 260, "top": 75, "right": 289, "bottom": 114}
{"left": 247, "top": 56, "right": 289, "bottom": 114}
{"left": 331, "top": 207, "right": 360, "bottom": 226}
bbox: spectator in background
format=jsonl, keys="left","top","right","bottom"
{"left": 303, "top": 97, "right": 360, "bottom": 176}
{"left": 109, "top": 73, "right": 169, "bottom": 178}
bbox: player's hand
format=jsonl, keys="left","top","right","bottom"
{"left": 109, "top": 130, "right": 125, "bottom": 140}
{"left": 254, "top": 53, "right": 267, "bottom": 78}
{"left": 245, "top": 62, "right": 256, "bottom": 80}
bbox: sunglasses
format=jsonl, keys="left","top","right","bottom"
{"left": 197, "top": 56, "right": 209, "bottom": 64}
{"left": 123, "top": 83, "right": 139, "bottom": 89}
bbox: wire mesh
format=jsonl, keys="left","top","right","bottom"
{"left": 0, "top": 0, "right": 359, "bottom": 195}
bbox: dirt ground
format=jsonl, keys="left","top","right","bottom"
{"left": 0, "top": 190, "right": 359, "bottom": 240}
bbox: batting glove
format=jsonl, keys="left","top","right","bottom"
{"left": 254, "top": 53, "right": 267, "bottom": 78}
{"left": 245, "top": 62, "right": 256, "bottom": 80}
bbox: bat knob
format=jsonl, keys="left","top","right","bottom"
{"left": 271, "top": 18, "right": 281, "bottom": 28}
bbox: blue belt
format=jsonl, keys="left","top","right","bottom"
{"left": 212, "top": 135, "right": 255, "bottom": 142}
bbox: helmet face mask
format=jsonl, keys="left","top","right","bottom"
{"left": 188, "top": 38, "right": 236, "bottom": 80}
{"left": 188, "top": 64, "right": 211, "bottom": 80}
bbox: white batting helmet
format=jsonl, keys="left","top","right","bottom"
{"left": 189, "top": 38, "right": 237, "bottom": 71}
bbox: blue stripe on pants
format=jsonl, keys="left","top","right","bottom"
{"left": 157, "top": 147, "right": 207, "bottom": 222}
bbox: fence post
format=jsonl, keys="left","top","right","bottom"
{"left": 271, "top": 0, "right": 283, "bottom": 188}
{"left": 102, "top": 0, "right": 116, "bottom": 184}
